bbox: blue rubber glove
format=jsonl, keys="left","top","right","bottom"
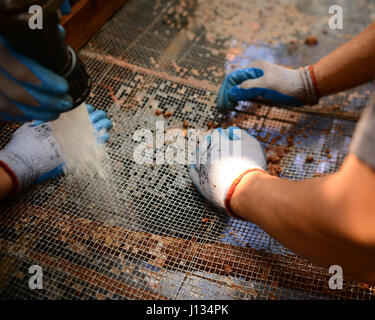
{"left": 217, "top": 60, "right": 319, "bottom": 112}
{"left": 189, "top": 127, "right": 267, "bottom": 218}
{"left": 59, "top": 2, "right": 71, "bottom": 41}
{"left": 0, "top": 37, "right": 73, "bottom": 122}
{"left": 60, "top": 1, "right": 72, "bottom": 15}
{"left": 0, "top": 104, "right": 112, "bottom": 196}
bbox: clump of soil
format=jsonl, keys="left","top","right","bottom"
{"left": 266, "top": 145, "right": 286, "bottom": 176}
{"left": 268, "top": 163, "right": 282, "bottom": 176}
{"left": 326, "top": 104, "right": 341, "bottom": 112}
{"left": 258, "top": 132, "right": 271, "bottom": 143}
{"left": 277, "top": 149, "right": 284, "bottom": 158}
{"left": 270, "top": 135, "right": 282, "bottom": 145}
{"left": 207, "top": 120, "right": 219, "bottom": 129}
{"left": 225, "top": 265, "right": 233, "bottom": 275}
{"left": 267, "top": 154, "right": 281, "bottom": 164}
{"left": 305, "top": 36, "right": 318, "bottom": 46}
{"left": 163, "top": 111, "right": 173, "bottom": 118}
{"left": 357, "top": 282, "right": 370, "bottom": 290}
{"left": 313, "top": 172, "right": 328, "bottom": 178}
{"left": 305, "top": 156, "right": 314, "bottom": 163}
{"left": 287, "top": 135, "right": 295, "bottom": 147}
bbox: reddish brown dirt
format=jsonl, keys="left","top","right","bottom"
{"left": 287, "top": 135, "right": 295, "bottom": 147}
{"left": 305, "top": 156, "right": 314, "bottom": 163}
{"left": 270, "top": 136, "right": 282, "bottom": 145}
{"left": 207, "top": 121, "right": 220, "bottom": 129}
{"left": 268, "top": 163, "right": 282, "bottom": 176}
{"left": 267, "top": 154, "right": 281, "bottom": 164}
{"left": 305, "top": 36, "right": 318, "bottom": 46}
{"left": 225, "top": 265, "right": 233, "bottom": 275}
{"left": 276, "top": 149, "right": 284, "bottom": 158}
{"left": 357, "top": 282, "right": 370, "bottom": 290}
{"left": 163, "top": 111, "right": 173, "bottom": 117}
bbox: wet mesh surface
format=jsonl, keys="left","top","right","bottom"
{"left": 1, "top": 0, "right": 375, "bottom": 300}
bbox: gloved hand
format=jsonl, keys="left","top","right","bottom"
{"left": 0, "top": 104, "right": 112, "bottom": 197}
{"left": 217, "top": 60, "right": 319, "bottom": 111}
{"left": 189, "top": 126, "right": 267, "bottom": 218}
{"left": 60, "top": 0, "right": 72, "bottom": 15}
{"left": 0, "top": 37, "right": 73, "bottom": 122}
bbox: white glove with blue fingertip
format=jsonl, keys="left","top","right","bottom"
{"left": 0, "top": 104, "right": 112, "bottom": 197}
{"left": 189, "top": 126, "right": 268, "bottom": 218}
{"left": 217, "top": 60, "right": 319, "bottom": 112}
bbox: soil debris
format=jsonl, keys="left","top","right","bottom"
{"left": 276, "top": 149, "right": 284, "bottom": 158}
{"left": 258, "top": 132, "right": 271, "bottom": 143}
{"left": 267, "top": 154, "right": 281, "bottom": 164}
{"left": 225, "top": 265, "right": 233, "bottom": 275}
{"left": 270, "top": 135, "right": 282, "bottom": 145}
{"left": 305, "top": 35, "right": 318, "bottom": 46}
{"left": 305, "top": 156, "right": 314, "bottom": 163}
{"left": 268, "top": 163, "right": 282, "bottom": 176}
{"left": 287, "top": 135, "right": 295, "bottom": 147}
{"left": 163, "top": 111, "right": 173, "bottom": 118}
{"left": 207, "top": 120, "right": 220, "bottom": 129}
{"left": 357, "top": 282, "right": 370, "bottom": 290}
{"left": 313, "top": 172, "right": 328, "bottom": 178}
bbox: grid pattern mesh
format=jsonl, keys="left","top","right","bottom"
{"left": 1, "top": 0, "right": 375, "bottom": 300}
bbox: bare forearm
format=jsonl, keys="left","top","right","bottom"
{"left": 0, "top": 166, "right": 13, "bottom": 200}
{"left": 314, "top": 22, "right": 375, "bottom": 96}
{"left": 230, "top": 155, "right": 375, "bottom": 280}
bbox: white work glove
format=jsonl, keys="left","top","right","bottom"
{"left": 217, "top": 60, "right": 319, "bottom": 111}
{"left": 189, "top": 126, "right": 267, "bottom": 218}
{"left": 0, "top": 104, "right": 112, "bottom": 197}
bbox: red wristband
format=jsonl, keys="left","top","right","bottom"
{"left": 224, "top": 168, "right": 267, "bottom": 220}
{"left": 0, "top": 161, "right": 19, "bottom": 198}
{"left": 308, "top": 65, "right": 320, "bottom": 99}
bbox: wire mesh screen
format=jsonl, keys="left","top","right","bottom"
{"left": 1, "top": 0, "right": 375, "bottom": 300}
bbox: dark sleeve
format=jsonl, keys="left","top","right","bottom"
{"left": 349, "top": 91, "right": 375, "bottom": 169}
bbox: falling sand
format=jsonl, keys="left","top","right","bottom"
{"left": 50, "top": 103, "right": 108, "bottom": 181}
